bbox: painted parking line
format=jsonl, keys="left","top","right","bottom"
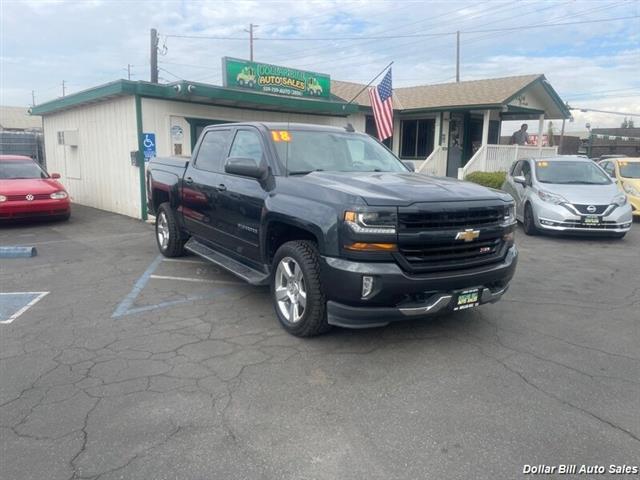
{"left": 160, "top": 258, "right": 207, "bottom": 264}
{"left": 150, "top": 274, "right": 244, "bottom": 285}
{"left": 0, "top": 292, "right": 49, "bottom": 324}
{"left": 112, "top": 255, "right": 243, "bottom": 319}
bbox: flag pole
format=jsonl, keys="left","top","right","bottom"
{"left": 345, "top": 61, "right": 393, "bottom": 106}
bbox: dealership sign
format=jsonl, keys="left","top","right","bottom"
{"left": 222, "top": 57, "right": 330, "bottom": 99}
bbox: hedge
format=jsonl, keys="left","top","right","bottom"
{"left": 464, "top": 171, "right": 507, "bottom": 190}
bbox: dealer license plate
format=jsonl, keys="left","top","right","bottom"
{"left": 583, "top": 215, "right": 600, "bottom": 225}
{"left": 454, "top": 288, "right": 480, "bottom": 311}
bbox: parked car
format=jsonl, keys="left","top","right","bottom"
{"left": 599, "top": 157, "right": 640, "bottom": 220}
{"left": 0, "top": 155, "right": 70, "bottom": 221}
{"left": 147, "top": 122, "right": 518, "bottom": 337}
{"left": 502, "top": 156, "right": 632, "bottom": 237}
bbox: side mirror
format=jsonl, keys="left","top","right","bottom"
{"left": 50, "top": 173, "right": 61, "bottom": 179}
{"left": 513, "top": 175, "right": 527, "bottom": 186}
{"left": 224, "top": 157, "right": 266, "bottom": 179}
{"left": 402, "top": 161, "right": 415, "bottom": 172}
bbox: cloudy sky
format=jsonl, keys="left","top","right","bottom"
{"left": 1, "top": 0, "right": 638, "bottom": 132}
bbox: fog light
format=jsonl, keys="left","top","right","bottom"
{"left": 362, "top": 275, "right": 374, "bottom": 298}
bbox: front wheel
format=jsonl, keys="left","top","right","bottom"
{"left": 271, "top": 240, "right": 330, "bottom": 337}
{"left": 523, "top": 203, "right": 539, "bottom": 236}
{"left": 156, "top": 203, "right": 185, "bottom": 257}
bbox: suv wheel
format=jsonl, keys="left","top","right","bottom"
{"left": 271, "top": 241, "right": 330, "bottom": 337}
{"left": 523, "top": 203, "right": 539, "bottom": 236}
{"left": 156, "top": 203, "right": 185, "bottom": 257}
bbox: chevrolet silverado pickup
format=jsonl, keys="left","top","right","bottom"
{"left": 146, "top": 122, "right": 518, "bottom": 337}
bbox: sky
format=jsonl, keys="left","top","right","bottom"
{"left": 1, "top": 0, "right": 639, "bottom": 133}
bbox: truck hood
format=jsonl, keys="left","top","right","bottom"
{"left": 296, "top": 172, "right": 509, "bottom": 206}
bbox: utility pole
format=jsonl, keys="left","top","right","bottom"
{"left": 127, "top": 64, "right": 132, "bottom": 80}
{"left": 31, "top": 90, "right": 36, "bottom": 106}
{"left": 245, "top": 23, "right": 258, "bottom": 61}
{"left": 62, "top": 80, "right": 66, "bottom": 97}
{"left": 150, "top": 28, "right": 159, "bottom": 83}
{"left": 455, "top": 31, "right": 460, "bottom": 83}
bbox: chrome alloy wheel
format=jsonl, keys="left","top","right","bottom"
{"left": 157, "top": 211, "right": 170, "bottom": 250}
{"left": 274, "top": 256, "right": 307, "bottom": 323}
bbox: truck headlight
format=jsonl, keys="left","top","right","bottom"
{"left": 537, "top": 189, "right": 568, "bottom": 205}
{"left": 613, "top": 193, "right": 627, "bottom": 206}
{"left": 504, "top": 204, "right": 516, "bottom": 225}
{"left": 622, "top": 183, "right": 640, "bottom": 197}
{"left": 50, "top": 191, "right": 68, "bottom": 200}
{"left": 344, "top": 210, "right": 397, "bottom": 234}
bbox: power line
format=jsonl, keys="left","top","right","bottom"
{"left": 571, "top": 107, "right": 640, "bottom": 117}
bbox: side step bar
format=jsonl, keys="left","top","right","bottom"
{"left": 184, "top": 238, "right": 270, "bottom": 286}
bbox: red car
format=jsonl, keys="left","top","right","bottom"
{"left": 0, "top": 155, "right": 71, "bottom": 221}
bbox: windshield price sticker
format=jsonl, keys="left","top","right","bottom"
{"left": 537, "top": 161, "right": 549, "bottom": 167}
{"left": 271, "top": 131, "right": 291, "bottom": 142}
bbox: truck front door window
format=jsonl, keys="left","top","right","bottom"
{"left": 229, "top": 130, "right": 263, "bottom": 163}
{"left": 195, "top": 130, "right": 231, "bottom": 172}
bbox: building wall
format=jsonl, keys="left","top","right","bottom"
{"left": 42, "top": 96, "right": 140, "bottom": 218}
{"left": 141, "top": 98, "right": 366, "bottom": 157}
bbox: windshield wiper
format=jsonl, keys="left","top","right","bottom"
{"left": 288, "top": 169, "right": 324, "bottom": 176}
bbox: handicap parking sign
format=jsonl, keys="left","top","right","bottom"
{"left": 142, "top": 133, "right": 156, "bottom": 162}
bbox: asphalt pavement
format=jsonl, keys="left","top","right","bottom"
{"left": 1, "top": 205, "right": 638, "bottom": 480}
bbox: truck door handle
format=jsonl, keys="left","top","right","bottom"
{"left": 216, "top": 184, "right": 227, "bottom": 192}
{"left": 185, "top": 177, "right": 194, "bottom": 185}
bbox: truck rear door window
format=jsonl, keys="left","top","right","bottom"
{"left": 194, "top": 130, "right": 231, "bottom": 172}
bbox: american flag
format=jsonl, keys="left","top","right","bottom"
{"left": 368, "top": 68, "right": 393, "bottom": 141}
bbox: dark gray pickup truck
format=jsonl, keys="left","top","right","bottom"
{"left": 147, "top": 122, "right": 518, "bottom": 337}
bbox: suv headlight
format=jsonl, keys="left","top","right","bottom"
{"left": 50, "top": 191, "right": 68, "bottom": 200}
{"left": 622, "top": 183, "right": 640, "bottom": 197}
{"left": 538, "top": 189, "right": 568, "bottom": 205}
{"left": 613, "top": 193, "right": 627, "bottom": 206}
{"left": 344, "top": 210, "right": 397, "bottom": 234}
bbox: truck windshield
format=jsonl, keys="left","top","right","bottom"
{"left": 535, "top": 161, "right": 611, "bottom": 185}
{"left": 270, "top": 129, "right": 407, "bottom": 175}
{"left": 619, "top": 162, "right": 640, "bottom": 178}
{"left": 0, "top": 161, "right": 48, "bottom": 179}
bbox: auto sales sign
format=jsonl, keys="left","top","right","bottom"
{"left": 222, "top": 57, "right": 331, "bottom": 99}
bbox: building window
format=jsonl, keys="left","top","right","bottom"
{"left": 400, "top": 119, "right": 434, "bottom": 158}
{"left": 365, "top": 115, "right": 392, "bottom": 149}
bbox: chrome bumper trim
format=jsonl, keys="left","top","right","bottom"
{"left": 399, "top": 294, "right": 453, "bottom": 317}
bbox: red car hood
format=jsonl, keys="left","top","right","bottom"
{"left": 0, "top": 178, "right": 66, "bottom": 195}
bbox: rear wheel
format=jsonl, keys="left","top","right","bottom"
{"left": 523, "top": 203, "right": 539, "bottom": 236}
{"left": 271, "top": 240, "right": 330, "bottom": 337}
{"left": 156, "top": 203, "right": 185, "bottom": 257}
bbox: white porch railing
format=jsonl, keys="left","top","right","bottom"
{"left": 458, "top": 144, "right": 558, "bottom": 179}
{"left": 416, "top": 145, "right": 447, "bottom": 176}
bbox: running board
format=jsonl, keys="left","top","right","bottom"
{"left": 184, "top": 238, "right": 270, "bottom": 286}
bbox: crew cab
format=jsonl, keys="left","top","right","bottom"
{"left": 146, "top": 122, "right": 518, "bottom": 337}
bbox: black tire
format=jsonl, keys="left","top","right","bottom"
{"left": 271, "top": 240, "right": 330, "bottom": 337}
{"left": 155, "top": 203, "right": 185, "bottom": 257}
{"left": 523, "top": 203, "right": 539, "bottom": 236}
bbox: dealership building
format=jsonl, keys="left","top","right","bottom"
{"left": 31, "top": 58, "right": 569, "bottom": 219}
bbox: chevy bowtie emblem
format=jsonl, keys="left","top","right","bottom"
{"left": 455, "top": 229, "right": 480, "bottom": 242}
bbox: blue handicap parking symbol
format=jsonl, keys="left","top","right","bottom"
{"left": 142, "top": 133, "right": 156, "bottom": 162}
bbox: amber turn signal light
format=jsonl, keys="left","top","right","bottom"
{"left": 344, "top": 242, "right": 397, "bottom": 252}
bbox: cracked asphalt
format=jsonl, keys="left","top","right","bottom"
{"left": 1, "top": 205, "right": 639, "bottom": 480}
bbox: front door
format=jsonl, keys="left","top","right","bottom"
{"left": 214, "top": 127, "right": 268, "bottom": 266}
{"left": 181, "top": 128, "right": 232, "bottom": 244}
{"left": 447, "top": 113, "right": 465, "bottom": 177}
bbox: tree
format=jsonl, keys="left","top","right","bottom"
{"left": 621, "top": 117, "right": 629, "bottom": 128}
{"left": 629, "top": 119, "right": 635, "bottom": 128}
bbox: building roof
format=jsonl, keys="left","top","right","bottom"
{"left": 0, "top": 106, "right": 42, "bottom": 130}
{"left": 332, "top": 73, "right": 569, "bottom": 118}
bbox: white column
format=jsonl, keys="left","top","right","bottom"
{"left": 481, "top": 109, "right": 491, "bottom": 146}
{"left": 537, "top": 113, "right": 544, "bottom": 154}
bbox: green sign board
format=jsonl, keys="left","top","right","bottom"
{"left": 222, "top": 57, "right": 331, "bottom": 99}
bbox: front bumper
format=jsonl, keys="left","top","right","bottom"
{"left": 321, "top": 246, "right": 518, "bottom": 328}
{"left": 628, "top": 195, "right": 640, "bottom": 218}
{"left": 531, "top": 198, "right": 632, "bottom": 234}
{"left": 0, "top": 199, "right": 71, "bottom": 220}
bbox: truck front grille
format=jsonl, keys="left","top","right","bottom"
{"left": 396, "top": 203, "right": 509, "bottom": 273}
